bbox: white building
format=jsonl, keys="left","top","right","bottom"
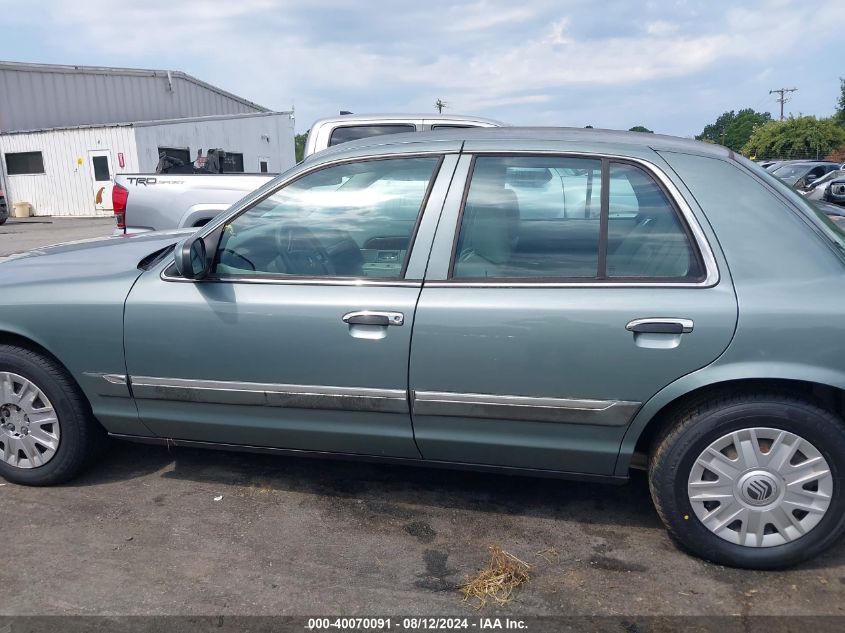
{"left": 0, "top": 61, "right": 295, "bottom": 216}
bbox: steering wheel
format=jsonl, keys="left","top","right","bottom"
{"left": 274, "top": 224, "right": 334, "bottom": 276}
{"left": 221, "top": 248, "right": 256, "bottom": 271}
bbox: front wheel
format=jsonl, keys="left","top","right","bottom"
{"left": 649, "top": 394, "right": 845, "bottom": 569}
{"left": 0, "top": 345, "right": 104, "bottom": 485}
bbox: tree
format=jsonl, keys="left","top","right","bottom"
{"left": 628, "top": 125, "right": 653, "bottom": 133}
{"left": 742, "top": 116, "right": 845, "bottom": 160}
{"left": 836, "top": 77, "right": 845, "bottom": 126}
{"left": 295, "top": 132, "right": 308, "bottom": 162}
{"left": 697, "top": 109, "right": 772, "bottom": 152}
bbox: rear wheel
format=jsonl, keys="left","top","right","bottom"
{"left": 649, "top": 394, "right": 845, "bottom": 569}
{"left": 0, "top": 345, "right": 103, "bottom": 485}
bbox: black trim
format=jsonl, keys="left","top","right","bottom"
{"left": 447, "top": 154, "right": 478, "bottom": 279}
{"left": 598, "top": 158, "right": 610, "bottom": 279}
{"left": 445, "top": 152, "right": 708, "bottom": 285}
{"left": 109, "top": 433, "right": 629, "bottom": 484}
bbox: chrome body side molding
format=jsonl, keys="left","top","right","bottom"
{"left": 129, "top": 376, "right": 408, "bottom": 414}
{"left": 84, "top": 373, "right": 130, "bottom": 398}
{"left": 412, "top": 391, "right": 641, "bottom": 426}
{"left": 108, "top": 375, "right": 639, "bottom": 426}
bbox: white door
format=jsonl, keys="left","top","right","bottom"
{"left": 88, "top": 150, "right": 113, "bottom": 214}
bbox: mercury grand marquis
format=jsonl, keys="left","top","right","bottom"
{"left": 2, "top": 128, "right": 845, "bottom": 569}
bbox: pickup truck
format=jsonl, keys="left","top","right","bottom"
{"left": 113, "top": 173, "right": 273, "bottom": 234}
{"left": 114, "top": 113, "right": 505, "bottom": 234}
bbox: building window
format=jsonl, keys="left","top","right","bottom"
{"left": 260, "top": 160, "right": 269, "bottom": 173}
{"left": 5, "top": 151, "right": 45, "bottom": 175}
{"left": 92, "top": 156, "right": 111, "bottom": 182}
{"left": 222, "top": 152, "right": 244, "bottom": 173}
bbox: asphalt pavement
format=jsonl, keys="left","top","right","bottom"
{"left": 0, "top": 216, "right": 115, "bottom": 256}
{"left": 0, "top": 216, "right": 843, "bottom": 620}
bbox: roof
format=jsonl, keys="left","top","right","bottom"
{"left": 0, "top": 60, "right": 269, "bottom": 113}
{"left": 307, "top": 126, "right": 734, "bottom": 162}
{"left": 309, "top": 113, "right": 506, "bottom": 126}
{"left": 0, "top": 110, "right": 293, "bottom": 136}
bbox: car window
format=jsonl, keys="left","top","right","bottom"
{"left": 454, "top": 156, "right": 603, "bottom": 278}
{"left": 452, "top": 155, "right": 702, "bottom": 281}
{"left": 328, "top": 124, "right": 416, "bottom": 147}
{"left": 214, "top": 156, "right": 440, "bottom": 279}
{"left": 606, "top": 163, "right": 702, "bottom": 279}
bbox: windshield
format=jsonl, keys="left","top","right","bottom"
{"left": 771, "top": 163, "right": 813, "bottom": 184}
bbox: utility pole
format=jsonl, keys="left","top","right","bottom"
{"left": 434, "top": 99, "right": 447, "bottom": 114}
{"left": 769, "top": 87, "right": 797, "bottom": 121}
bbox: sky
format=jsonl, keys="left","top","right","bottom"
{"left": 0, "top": 0, "right": 841, "bottom": 135}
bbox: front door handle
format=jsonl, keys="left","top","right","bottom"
{"left": 342, "top": 311, "right": 405, "bottom": 326}
{"left": 626, "top": 318, "right": 694, "bottom": 334}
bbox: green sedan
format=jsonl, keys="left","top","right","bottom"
{"left": 1, "top": 127, "right": 844, "bottom": 570}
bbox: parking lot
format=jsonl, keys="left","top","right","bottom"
{"left": 0, "top": 216, "right": 115, "bottom": 257}
{"left": 0, "top": 219, "right": 843, "bottom": 619}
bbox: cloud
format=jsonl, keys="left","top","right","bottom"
{"left": 0, "top": 0, "right": 841, "bottom": 134}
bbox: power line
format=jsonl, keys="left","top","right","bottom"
{"left": 769, "top": 87, "right": 797, "bottom": 121}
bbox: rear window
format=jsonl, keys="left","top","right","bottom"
{"left": 328, "top": 124, "right": 415, "bottom": 147}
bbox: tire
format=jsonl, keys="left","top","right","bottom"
{"left": 0, "top": 217, "right": 7, "bottom": 225}
{"left": 0, "top": 344, "right": 104, "bottom": 485}
{"left": 649, "top": 393, "right": 845, "bottom": 569}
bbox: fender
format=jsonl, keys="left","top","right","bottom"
{"left": 179, "top": 203, "right": 232, "bottom": 229}
{"left": 614, "top": 360, "right": 845, "bottom": 476}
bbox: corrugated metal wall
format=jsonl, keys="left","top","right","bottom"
{"left": 134, "top": 114, "right": 295, "bottom": 173}
{"left": 0, "top": 64, "right": 266, "bottom": 132}
{"left": 0, "top": 126, "right": 138, "bottom": 216}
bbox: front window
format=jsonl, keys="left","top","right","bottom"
{"left": 214, "top": 156, "right": 440, "bottom": 279}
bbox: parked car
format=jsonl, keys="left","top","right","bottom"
{"left": 823, "top": 176, "right": 845, "bottom": 206}
{"left": 114, "top": 114, "right": 506, "bottom": 235}
{"left": 769, "top": 160, "right": 841, "bottom": 187}
{"left": 0, "top": 189, "right": 7, "bottom": 225}
{"left": 303, "top": 113, "right": 505, "bottom": 157}
{"left": 795, "top": 169, "right": 845, "bottom": 201}
{"left": 2, "top": 127, "right": 845, "bottom": 569}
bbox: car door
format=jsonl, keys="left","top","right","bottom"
{"left": 123, "top": 152, "right": 458, "bottom": 457}
{"left": 409, "top": 150, "right": 738, "bottom": 475}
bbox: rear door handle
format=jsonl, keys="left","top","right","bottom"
{"left": 626, "top": 318, "right": 694, "bottom": 334}
{"left": 342, "top": 311, "right": 405, "bottom": 326}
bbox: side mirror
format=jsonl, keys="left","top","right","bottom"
{"left": 174, "top": 235, "right": 210, "bottom": 279}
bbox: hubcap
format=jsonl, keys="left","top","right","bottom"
{"left": 688, "top": 427, "right": 833, "bottom": 547}
{"left": 0, "top": 372, "right": 60, "bottom": 469}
